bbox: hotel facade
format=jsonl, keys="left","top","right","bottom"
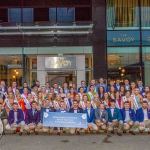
{"left": 0, "top": 0, "right": 150, "bottom": 86}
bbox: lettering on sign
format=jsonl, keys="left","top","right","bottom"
{"left": 45, "top": 57, "right": 76, "bottom": 69}
{"left": 112, "top": 34, "right": 135, "bottom": 43}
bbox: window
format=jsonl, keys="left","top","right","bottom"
{"left": 0, "top": 55, "right": 23, "bottom": 86}
{"left": 107, "top": 0, "right": 139, "bottom": 29}
{"left": 22, "top": 8, "right": 33, "bottom": 23}
{"left": 49, "top": 8, "right": 75, "bottom": 23}
{"left": 141, "top": 0, "right": 150, "bottom": 28}
{"left": 107, "top": 47, "right": 141, "bottom": 81}
{"left": 143, "top": 47, "right": 150, "bottom": 85}
{"left": 8, "top": 8, "right": 33, "bottom": 23}
{"left": 8, "top": 8, "right": 21, "bottom": 23}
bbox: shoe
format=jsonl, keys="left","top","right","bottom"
{"left": 129, "top": 131, "right": 136, "bottom": 135}
{"left": 57, "top": 132, "right": 61, "bottom": 136}
{"left": 117, "top": 132, "right": 122, "bottom": 136}
{"left": 19, "top": 132, "right": 23, "bottom": 136}
{"left": 76, "top": 131, "right": 80, "bottom": 135}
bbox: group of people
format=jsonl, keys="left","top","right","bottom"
{"left": 0, "top": 78, "right": 150, "bottom": 136}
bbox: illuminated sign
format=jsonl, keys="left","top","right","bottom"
{"left": 107, "top": 31, "right": 140, "bottom": 46}
{"left": 45, "top": 56, "right": 76, "bottom": 69}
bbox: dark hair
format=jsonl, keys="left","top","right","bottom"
{"left": 124, "top": 101, "right": 130, "bottom": 104}
{"left": 143, "top": 101, "right": 148, "bottom": 104}
{"left": 31, "top": 101, "right": 37, "bottom": 105}
{"left": 13, "top": 102, "right": 18, "bottom": 105}
{"left": 73, "top": 100, "right": 78, "bottom": 104}
{"left": 110, "top": 99, "right": 116, "bottom": 103}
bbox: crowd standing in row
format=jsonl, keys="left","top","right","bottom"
{"left": 0, "top": 78, "right": 150, "bottom": 136}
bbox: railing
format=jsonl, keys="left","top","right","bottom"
{"left": 0, "top": 21, "right": 93, "bottom": 35}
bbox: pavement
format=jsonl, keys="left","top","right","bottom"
{"left": 0, "top": 134, "right": 150, "bottom": 150}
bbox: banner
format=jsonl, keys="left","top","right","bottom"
{"left": 43, "top": 112, "right": 88, "bottom": 128}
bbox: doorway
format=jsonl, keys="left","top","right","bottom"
{"left": 46, "top": 71, "right": 76, "bottom": 86}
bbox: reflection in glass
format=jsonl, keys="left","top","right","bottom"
{"left": 107, "top": 47, "right": 140, "bottom": 81}
{"left": 0, "top": 55, "right": 23, "bottom": 86}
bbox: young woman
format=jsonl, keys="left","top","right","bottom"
{"left": 98, "top": 86, "right": 105, "bottom": 100}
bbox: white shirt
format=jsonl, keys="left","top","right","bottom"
{"left": 14, "top": 111, "right": 18, "bottom": 123}
{"left": 74, "top": 110, "right": 77, "bottom": 113}
{"left": 87, "top": 108, "right": 91, "bottom": 117}
{"left": 143, "top": 109, "right": 148, "bottom": 121}
{"left": 125, "top": 110, "right": 130, "bottom": 122}
{"left": 110, "top": 108, "right": 114, "bottom": 117}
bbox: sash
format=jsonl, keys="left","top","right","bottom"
{"left": 4, "top": 98, "right": 13, "bottom": 110}
{"left": 21, "top": 94, "right": 31, "bottom": 109}
{"left": 116, "top": 100, "right": 121, "bottom": 109}
{"left": 91, "top": 100, "right": 97, "bottom": 109}
{"left": 31, "top": 92, "right": 38, "bottom": 102}
{"left": 131, "top": 94, "right": 140, "bottom": 110}
{"left": 78, "top": 93, "right": 83, "bottom": 101}
{"left": 88, "top": 92, "right": 94, "bottom": 101}
{"left": 64, "top": 98, "right": 70, "bottom": 111}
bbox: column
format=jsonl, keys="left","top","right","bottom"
{"left": 92, "top": 0, "right": 107, "bottom": 80}
{"left": 37, "top": 56, "right": 46, "bottom": 86}
{"left": 76, "top": 55, "right": 85, "bottom": 88}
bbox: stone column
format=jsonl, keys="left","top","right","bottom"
{"left": 37, "top": 56, "right": 46, "bottom": 86}
{"left": 76, "top": 55, "right": 85, "bottom": 88}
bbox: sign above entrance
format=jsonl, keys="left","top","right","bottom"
{"left": 45, "top": 56, "right": 76, "bottom": 69}
{"left": 107, "top": 31, "right": 140, "bottom": 46}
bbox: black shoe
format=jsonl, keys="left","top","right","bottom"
{"left": 76, "top": 131, "right": 80, "bottom": 135}
{"left": 19, "top": 132, "right": 23, "bottom": 136}
{"left": 129, "top": 131, "right": 136, "bottom": 135}
{"left": 117, "top": 132, "right": 122, "bottom": 136}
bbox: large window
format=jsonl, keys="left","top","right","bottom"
{"left": 8, "top": 8, "right": 33, "bottom": 23}
{"left": 0, "top": 55, "right": 23, "bottom": 86}
{"left": 107, "top": 47, "right": 141, "bottom": 81}
{"left": 141, "top": 0, "right": 150, "bottom": 28}
{"left": 142, "top": 47, "right": 150, "bottom": 85}
{"left": 107, "top": 0, "right": 139, "bottom": 29}
{"left": 49, "top": 8, "right": 75, "bottom": 24}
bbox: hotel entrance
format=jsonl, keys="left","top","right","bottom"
{"left": 37, "top": 55, "right": 86, "bottom": 87}
{"left": 46, "top": 71, "right": 76, "bottom": 85}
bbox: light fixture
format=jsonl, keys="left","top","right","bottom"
{"left": 121, "top": 73, "right": 124, "bottom": 77}
{"left": 121, "top": 69, "right": 125, "bottom": 73}
{"left": 16, "top": 71, "right": 19, "bottom": 75}
{"left": 12, "top": 75, "right": 16, "bottom": 79}
{"left": 118, "top": 67, "right": 122, "bottom": 70}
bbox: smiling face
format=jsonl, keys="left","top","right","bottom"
{"left": 86, "top": 101, "right": 91, "bottom": 109}
{"left": 60, "top": 101, "right": 66, "bottom": 110}
{"left": 124, "top": 102, "right": 130, "bottom": 110}
{"left": 13, "top": 103, "right": 19, "bottom": 111}
{"left": 99, "top": 103, "right": 105, "bottom": 110}
{"left": 73, "top": 101, "right": 78, "bottom": 109}
{"left": 142, "top": 102, "right": 148, "bottom": 109}
{"left": 110, "top": 101, "right": 115, "bottom": 108}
